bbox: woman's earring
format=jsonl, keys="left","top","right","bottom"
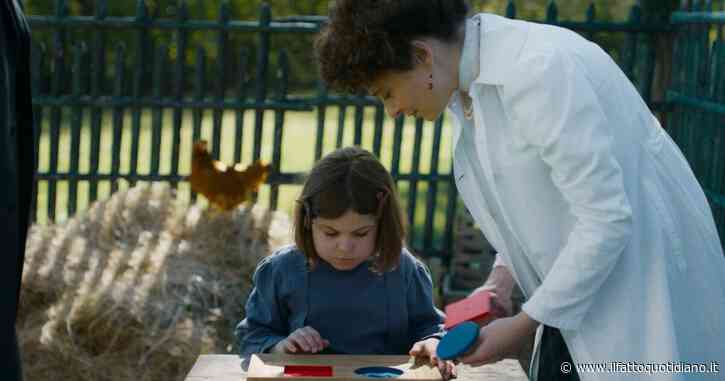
{"left": 428, "top": 73, "right": 433, "bottom": 90}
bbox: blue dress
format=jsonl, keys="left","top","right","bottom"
{"left": 235, "top": 245, "right": 444, "bottom": 360}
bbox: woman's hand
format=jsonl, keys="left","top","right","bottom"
{"left": 458, "top": 312, "right": 538, "bottom": 367}
{"left": 409, "top": 338, "right": 457, "bottom": 380}
{"left": 273, "top": 326, "right": 330, "bottom": 354}
{"left": 471, "top": 265, "right": 515, "bottom": 319}
{"left": 468, "top": 287, "right": 513, "bottom": 327}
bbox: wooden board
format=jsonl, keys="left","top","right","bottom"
{"left": 183, "top": 355, "right": 528, "bottom": 381}
{"left": 246, "top": 354, "right": 442, "bottom": 381}
{"left": 185, "top": 355, "right": 245, "bottom": 381}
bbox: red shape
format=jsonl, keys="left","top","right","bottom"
{"left": 444, "top": 291, "right": 492, "bottom": 330}
{"left": 284, "top": 365, "right": 333, "bottom": 377}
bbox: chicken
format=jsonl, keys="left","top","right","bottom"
{"left": 189, "top": 140, "right": 270, "bottom": 211}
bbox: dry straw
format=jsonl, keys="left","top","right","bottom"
{"left": 19, "top": 182, "right": 292, "bottom": 381}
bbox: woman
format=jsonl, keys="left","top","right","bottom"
{"left": 314, "top": 1, "right": 725, "bottom": 381}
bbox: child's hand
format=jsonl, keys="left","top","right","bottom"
{"left": 409, "top": 338, "right": 457, "bottom": 380}
{"left": 274, "top": 326, "right": 330, "bottom": 354}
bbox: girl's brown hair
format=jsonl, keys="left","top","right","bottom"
{"left": 315, "top": 0, "right": 469, "bottom": 93}
{"left": 293, "top": 146, "right": 407, "bottom": 272}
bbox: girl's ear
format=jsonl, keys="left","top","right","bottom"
{"left": 411, "top": 40, "right": 432, "bottom": 66}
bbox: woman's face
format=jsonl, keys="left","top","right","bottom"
{"left": 370, "top": 67, "right": 447, "bottom": 121}
{"left": 370, "top": 58, "right": 453, "bottom": 122}
{"left": 311, "top": 209, "right": 378, "bottom": 271}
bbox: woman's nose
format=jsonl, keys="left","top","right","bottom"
{"left": 384, "top": 101, "right": 402, "bottom": 119}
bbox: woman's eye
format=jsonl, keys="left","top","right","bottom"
{"left": 324, "top": 232, "right": 338, "bottom": 237}
{"left": 354, "top": 232, "right": 369, "bottom": 238}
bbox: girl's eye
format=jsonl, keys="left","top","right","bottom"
{"left": 324, "top": 232, "right": 338, "bottom": 237}
{"left": 354, "top": 231, "right": 369, "bottom": 238}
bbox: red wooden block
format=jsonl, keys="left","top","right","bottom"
{"left": 283, "top": 365, "right": 333, "bottom": 377}
{"left": 444, "top": 291, "right": 492, "bottom": 330}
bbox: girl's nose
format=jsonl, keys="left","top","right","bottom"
{"left": 337, "top": 237, "right": 353, "bottom": 252}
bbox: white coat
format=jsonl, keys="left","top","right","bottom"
{"left": 450, "top": 14, "right": 725, "bottom": 380}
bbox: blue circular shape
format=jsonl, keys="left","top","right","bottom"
{"left": 436, "top": 321, "right": 480, "bottom": 360}
{"left": 354, "top": 366, "right": 404, "bottom": 379}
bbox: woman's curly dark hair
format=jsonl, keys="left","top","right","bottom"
{"left": 314, "top": 0, "right": 469, "bottom": 93}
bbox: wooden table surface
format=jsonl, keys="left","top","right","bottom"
{"left": 184, "top": 355, "right": 528, "bottom": 381}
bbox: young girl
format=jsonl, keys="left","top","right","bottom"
{"left": 236, "top": 146, "right": 455, "bottom": 378}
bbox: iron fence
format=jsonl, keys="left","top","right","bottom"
{"left": 668, "top": 0, "right": 725, "bottom": 243}
{"left": 27, "top": 0, "right": 701, "bottom": 258}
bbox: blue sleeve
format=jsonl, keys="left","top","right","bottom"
{"left": 235, "top": 255, "right": 289, "bottom": 358}
{"left": 406, "top": 255, "right": 446, "bottom": 342}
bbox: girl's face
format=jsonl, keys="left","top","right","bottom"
{"left": 311, "top": 209, "right": 378, "bottom": 271}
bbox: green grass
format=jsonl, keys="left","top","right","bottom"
{"left": 34, "top": 106, "right": 461, "bottom": 253}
